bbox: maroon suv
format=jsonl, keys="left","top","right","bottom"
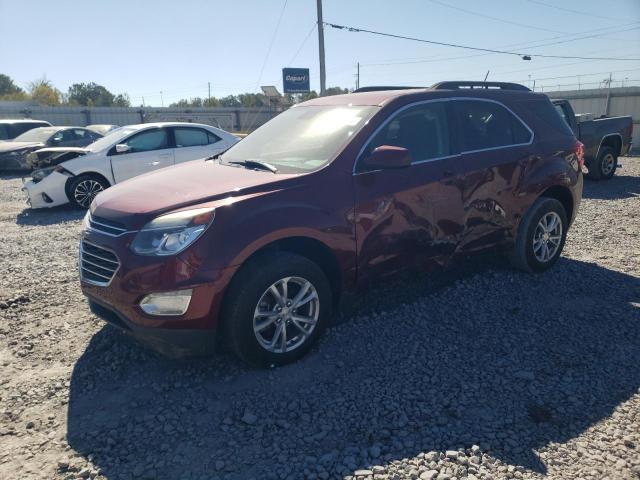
{"left": 80, "top": 81, "right": 583, "bottom": 366}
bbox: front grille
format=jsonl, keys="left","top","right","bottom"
{"left": 80, "top": 241, "right": 119, "bottom": 286}
{"left": 88, "top": 214, "right": 128, "bottom": 236}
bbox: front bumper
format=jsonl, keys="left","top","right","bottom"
{"left": 87, "top": 297, "right": 217, "bottom": 357}
{"left": 79, "top": 230, "right": 239, "bottom": 357}
{"left": 22, "top": 171, "right": 70, "bottom": 208}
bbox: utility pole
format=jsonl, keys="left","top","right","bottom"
{"left": 356, "top": 62, "right": 360, "bottom": 90}
{"left": 605, "top": 72, "right": 613, "bottom": 116}
{"left": 316, "top": 0, "right": 326, "bottom": 96}
{"left": 160, "top": 91, "right": 164, "bottom": 107}
{"left": 208, "top": 82, "right": 211, "bottom": 103}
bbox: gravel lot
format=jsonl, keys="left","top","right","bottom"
{"left": 1, "top": 159, "right": 639, "bottom": 480}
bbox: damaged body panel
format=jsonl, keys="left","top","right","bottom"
{"left": 22, "top": 122, "right": 240, "bottom": 209}
{"left": 26, "top": 147, "right": 88, "bottom": 169}
{"left": 0, "top": 141, "right": 45, "bottom": 171}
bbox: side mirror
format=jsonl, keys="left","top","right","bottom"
{"left": 115, "top": 144, "right": 131, "bottom": 154}
{"left": 363, "top": 145, "right": 412, "bottom": 170}
{"left": 50, "top": 136, "right": 62, "bottom": 144}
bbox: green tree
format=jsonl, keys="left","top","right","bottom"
{"left": 0, "top": 74, "right": 24, "bottom": 96}
{"left": 325, "top": 87, "right": 349, "bottom": 96}
{"left": 237, "top": 93, "right": 267, "bottom": 107}
{"left": 113, "top": 93, "right": 131, "bottom": 107}
{"left": 218, "top": 95, "right": 241, "bottom": 107}
{"left": 67, "top": 82, "right": 115, "bottom": 106}
{"left": 29, "top": 78, "right": 61, "bottom": 105}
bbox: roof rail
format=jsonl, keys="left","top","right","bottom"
{"left": 353, "top": 86, "right": 424, "bottom": 93}
{"left": 431, "top": 81, "right": 530, "bottom": 91}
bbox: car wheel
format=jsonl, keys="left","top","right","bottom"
{"left": 68, "top": 174, "right": 109, "bottom": 208}
{"left": 509, "top": 197, "right": 568, "bottom": 273}
{"left": 223, "top": 252, "right": 332, "bottom": 367}
{"left": 587, "top": 146, "right": 617, "bottom": 180}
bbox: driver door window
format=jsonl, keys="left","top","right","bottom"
{"left": 361, "top": 101, "right": 451, "bottom": 170}
{"left": 123, "top": 129, "right": 170, "bottom": 153}
{"left": 111, "top": 128, "right": 174, "bottom": 183}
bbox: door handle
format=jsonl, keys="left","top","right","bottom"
{"left": 159, "top": 153, "right": 171, "bottom": 158}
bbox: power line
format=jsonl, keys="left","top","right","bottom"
{"left": 428, "top": 0, "right": 564, "bottom": 34}
{"left": 287, "top": 22, "right": 317, "bottom": 65}
{"left": 325, "top": 22, "right": 640, "bottom": 62}
{"left": 358, "top": 21, "right": 639, "bottom": 66}
{"left": 242, "top": 0, "right": 288, "bottom": 131}
{"left": 526, "top": 0, "right": 626, "bottom": 22}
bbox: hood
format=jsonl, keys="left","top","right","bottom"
{"left": 26, "top": 147, "right": 89, "bottom": 169}
{"left": 0, "top": 141, "right": 44, "bottom": 154}
{"left": 92, "top": 159, "right": 299, "bottom": 224}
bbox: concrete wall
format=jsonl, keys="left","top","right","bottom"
{"left": 0, "top": 102, "right": 279, "bottom": 133}
{"left": 546, "top": 86, "right": 639, "bottom": 153}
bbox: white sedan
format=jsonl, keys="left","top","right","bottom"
{"left": 23, "top": 122, "right": 239, "bottom": 208}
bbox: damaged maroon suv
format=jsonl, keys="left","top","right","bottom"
{"left": 80, "top": 81, "right": 583, "bottom": 366}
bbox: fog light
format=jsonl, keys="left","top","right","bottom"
{"left": 139, "top": 289, "right": 192, "bottom": 316}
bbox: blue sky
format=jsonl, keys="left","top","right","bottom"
{"left": 1, "top": 0, "right": 638, "bottom": 106}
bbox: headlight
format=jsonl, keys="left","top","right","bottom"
{"left": 31, "top": 166, "right": 56, "bottom": 182}
{"left": 130, "top": 207, "right": 215, "bottom": 256}
{"left": 31, "top": 165, "right": 72, "bottom": 182}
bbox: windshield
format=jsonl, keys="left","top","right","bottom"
{"left": 221, "top": 105, "right": 379, "bottom": 173}
{"left": 85, "top": 126, "right": 136, "bottom": 151}
{"left": 13, "top": 127, "right": 60, "bottom": 143}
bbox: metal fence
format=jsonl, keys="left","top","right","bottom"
{"left": 0, "top": 102, "right": 279, "bottom": 133}
{"left": 1, "top": 86, "right": 638, "bottom": 151}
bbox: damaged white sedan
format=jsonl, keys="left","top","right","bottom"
{"left": 23, "top": 122, "right": 239, "bottom": 208}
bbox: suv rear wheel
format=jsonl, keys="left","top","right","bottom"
{"left": 587, "top": 145, "right": 617, "bottom": 180}
{"left": 509, "top": 197, "right": 568, "bottom": 273}
{"left": 223, "top": 252, "right": 332, "bottom": 367}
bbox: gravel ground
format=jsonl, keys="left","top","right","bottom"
{"left": 1, "top": 159, "right": 639, "bottom": 480}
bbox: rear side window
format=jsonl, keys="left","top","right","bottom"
{"left": 174, "top": 127, "right": 214, "bottom": 147}
{"left": 524, "top": 99, "right": 574, "bottom": 137}
{"left": 365, "top": 101, "right": 451, "bottom": 163}
{"left": 0, "top": 125, "right": 8, "bottom": 140}
{"left": 454, "top": 100, "right": 532, "bottom": 152}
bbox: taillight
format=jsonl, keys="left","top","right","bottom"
{"left": 575, "top": 141, "right": 585, "bottom": 170}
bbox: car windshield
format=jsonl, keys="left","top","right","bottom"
{"left": 13, "top": 127, "right": 60, "bottom": 143}
{"left": 221, "top": 105, "right": 379, "bottom": 173}
{"left": 85, "top": 126, "right": 137, "bottom": 151}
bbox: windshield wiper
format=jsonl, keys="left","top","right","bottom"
{"left": 228, "top": 159, "right": 278, "bottom": 173}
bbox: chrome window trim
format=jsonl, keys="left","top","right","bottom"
{"left": 353, "top": 98, "right": 452, "bottom": 175}
{"left": 352, "top": 96, "right": 534, "bottom": 175}
{"left": 79, "top": 240, "right": 120, "bottom": 287}
{"left": 451, "top": 97, "right": 534, "bottom": 154}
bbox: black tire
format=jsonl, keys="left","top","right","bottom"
{"left": 67, "top": 174, "right": 109, "bottom": 208}
{"left": 586, "top": 146, "right": 617, "bottom": 180}
{"left": 222, "top": 252, "right": 332, "bottom": 367}
{"left": 509, "top": 197, "right": 568, "bottom": 273}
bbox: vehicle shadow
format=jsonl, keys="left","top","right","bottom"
{"left": 583, "top": 173, "right": 640, "bottom": 200}
{"left": 16, "top": 205, "right": 84, "bottom": 226}
{"left": 66, "top": 257, "right": 640, "bottom": 479}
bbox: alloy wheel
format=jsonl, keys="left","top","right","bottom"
{"left": 533, "top": 211, "right": 563, "bottom": 263}
{"left": 253, "top": 276, "right": 319, "bottom": 354}
{"left": 74, "top": 180, "right": 104, "bottom": 207}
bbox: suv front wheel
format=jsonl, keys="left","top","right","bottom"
{"left": 509, "top": 197, "right": 568, "bottom": 273}
{"left": 223, "top": 252, "right": 332, "bottom": 367}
